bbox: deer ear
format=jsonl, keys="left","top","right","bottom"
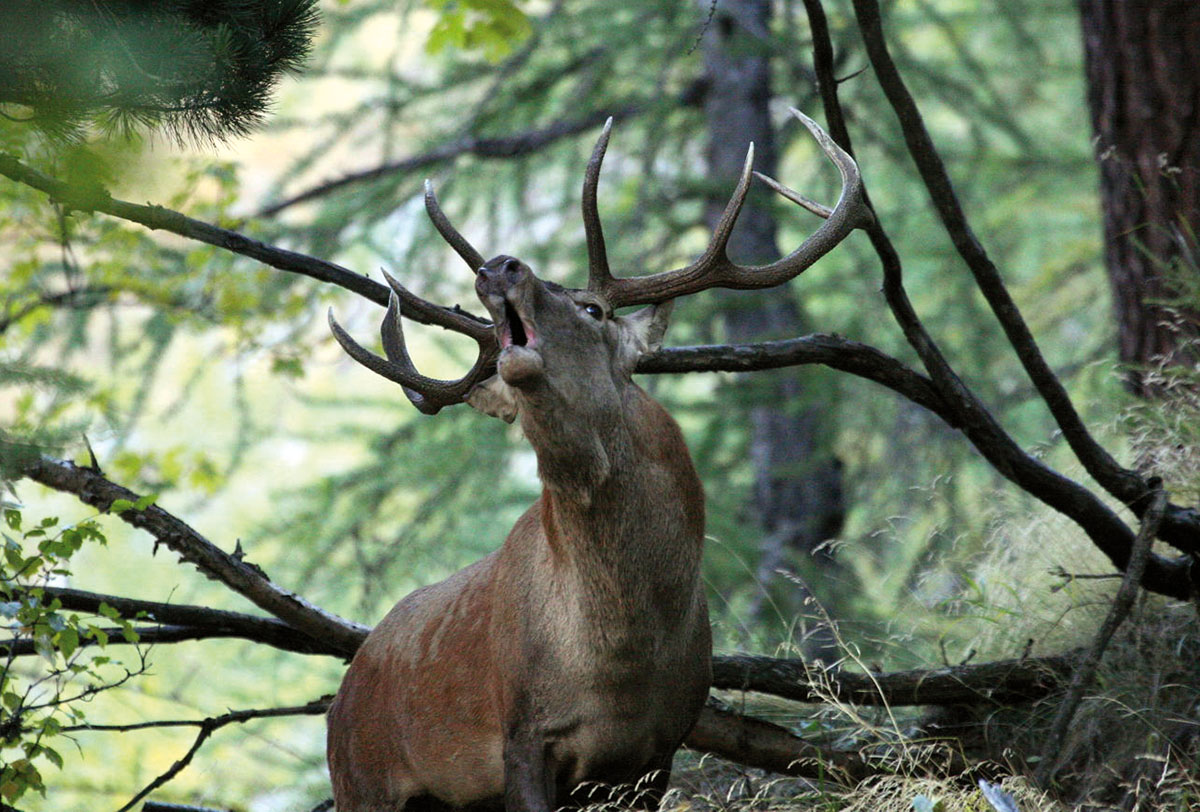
{"left": 622, "top": 300, "right": 674, "bottom": 356}
{"left": 466, "top": 375, "right": 519, "bottom": 423}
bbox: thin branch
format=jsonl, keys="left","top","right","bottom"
{"left": 63, "top": 697, "right": 327, "bottom": 734}
{"left": 15, "top": 455, "right": 368, "bottom": 657}
{"left": 849, "top": 0, "right": 1200, "bottom": 556}
{"left": 258, "top": 105, "right": 642, "bottom": 217}
{"left": 109, "top": 700, "right": 328, "bottom": 812}
{"left": 0, "top": 286, "right": 114, "bottom": 335}
{"left": 1034, "top": 484, "right": 1168, "bottom": 786}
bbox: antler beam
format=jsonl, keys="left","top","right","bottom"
{"left": 586, "top": 109, "right": 872, "bottom": 307}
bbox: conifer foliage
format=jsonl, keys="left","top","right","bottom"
{"left": 0, "top": 0, "right": 319, "bottom": 143}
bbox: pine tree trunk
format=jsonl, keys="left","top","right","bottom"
{"left": 701, "top": 0, "right": 845, "bottom": 657}
{"left": 1079, "top": 0, "right": 1200, "bottom": 395}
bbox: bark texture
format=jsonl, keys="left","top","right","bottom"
{"left": 1079, "top": 0, "right": 1200, "bottom": 395}
{"left": 701, "top": 0, "right": 846, "bottom": 650}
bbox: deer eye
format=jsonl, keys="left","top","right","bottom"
{"left": 582, "top": 303, "right": 605, "bottom": 321}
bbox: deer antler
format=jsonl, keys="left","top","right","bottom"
{"left": 328, "top": 187, "right": 498, "bottom": 415}
{"left": 586, "top": 108, "right": 872, "bottom": 307}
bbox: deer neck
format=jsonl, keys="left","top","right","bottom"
{"left": 518, "top": 384, "right": 705, "bottom": 617}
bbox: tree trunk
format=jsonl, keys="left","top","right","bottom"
{"left": 1079, "top": 0, "right": 1200, "bottom": 396}
{"left": 701, "top": 0, "right": 846, "bottom": 657}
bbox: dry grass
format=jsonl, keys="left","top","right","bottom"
{"left": 658, "top": 386, "right": 1200, "bottom": 811}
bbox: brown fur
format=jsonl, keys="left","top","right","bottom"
{"left": 328, "top": 257, "right": 710, "bottom": 812}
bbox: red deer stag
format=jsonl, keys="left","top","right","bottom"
{"left": 325, "top": 109, "right": 867, "bottom": 812}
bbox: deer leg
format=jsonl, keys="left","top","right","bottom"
{"left": 503, "top": 727, "right": 555, "bottom": 812}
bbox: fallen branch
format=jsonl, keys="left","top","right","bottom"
{"left": 712, "top": 652, "right": 1074, "bottom": 706}
{"left": 686, "top": 702, "right": 875, "bottom": 783}
{"left": 685, "top": 701, "right": 985, "bottom": 784}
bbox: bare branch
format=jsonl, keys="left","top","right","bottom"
{"left": 639, "top": 334, "right": 956, "bottom": 423}
{"left": 258, "top": 106, "right": 640, "bottom": 218}
{"left": 64, "top": 697, "right": 327, "bottom": 734}
{"left": 798, "top": 0, "right": 1194, "bottom": 599}
{"left": 848, "top": 0, "right": 1200, "bottom": 556}
{"left": 14, "top": 455, "right": 368, "bottom": 657}
{"left": 105, "top": 699, "right": 328, "bottom": 812}
{"left": 1035, "top": 484, "right": 1168, "bottom": 785}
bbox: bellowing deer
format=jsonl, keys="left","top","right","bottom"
{"left": 325, "top": 109, "right": 867, "bottom": 812}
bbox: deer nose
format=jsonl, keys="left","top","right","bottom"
{"left": 476, "top": 255, "right": 529, "bottom": 296}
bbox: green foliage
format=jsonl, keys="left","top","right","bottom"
{"left": 0, "top": 507, "right": 139, "bottom": 806}
{"left": 426, "top": 0, "right": 532, "bottom": 62}
{"left": 0, "top": 0, "right": 320, "bottom": 144}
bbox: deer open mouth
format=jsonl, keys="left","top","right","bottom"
{"left": 501, "top": 300, "right": 535, "bottom": 350}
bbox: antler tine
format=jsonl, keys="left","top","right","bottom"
{"left": 329, "top": 277, "right": 499, "bottom": 415}
{"left": 752, "top": 170, "right": 832, "bottom": 220}
{"left": 601, "top": 109, "right": 871, "bottom": 308}
{"left": 381, "top": 268, "right": 494, "bottom": 344}
{"left": 424, "top": 179, "right": 486, "bottom": 272}
{"left": 583, "top": 117, "right": 614, "bottom": 293}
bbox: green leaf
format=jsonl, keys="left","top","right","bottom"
{"left": 56, "top": 626, "right": 79, "bottom": 659}
{"left": 107, "top": 498, "right": 135, "bottom": 514}
{"left": 3, "top": 510, "right": 19, "bottom": 531}
{"left": 86, "top": 625, "right": 109, "bottom": 647}
{"left": 133, "top": 493, "right": 157, "bottom": 511}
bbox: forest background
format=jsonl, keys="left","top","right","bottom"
{"left": 2, "top": 0, "right": 1198, "bottom": 810}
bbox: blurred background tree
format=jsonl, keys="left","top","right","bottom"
{"left": 1079, "top": 0, "right": 1200, "bottom": 396}
{"left": 3, "top": 0, "right": 1195, "bottom": 808}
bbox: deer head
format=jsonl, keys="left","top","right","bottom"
{"left": 327, "top": 108, "right": 870, "bottom": 424}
